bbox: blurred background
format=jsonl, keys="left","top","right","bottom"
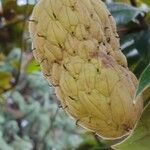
{"left": 0, "top": 0, "right": 149, "bottom": 149}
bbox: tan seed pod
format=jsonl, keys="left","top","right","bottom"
{"left": 29, "top": 0, "right": 143, "bottom": 139}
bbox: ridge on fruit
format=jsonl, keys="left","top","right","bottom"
{"left": 29, "top": 0, "right": 143, "bottom": 139}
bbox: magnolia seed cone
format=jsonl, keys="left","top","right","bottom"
{"left": 29, "top": 0, "right": 143, "bottom": 139}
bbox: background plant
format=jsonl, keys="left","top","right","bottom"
{"left": 0, "top": 0, "right": 149, "bottom": 149}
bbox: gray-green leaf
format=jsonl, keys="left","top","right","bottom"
{"left": 107, "top": 3, "right": 144, "bottom": 25}
{"left": 136, "top": 63, "right": 150, "bottom": 97}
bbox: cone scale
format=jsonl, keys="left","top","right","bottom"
{"left": 29, "top": 0, "right": 143, "bottom": 139}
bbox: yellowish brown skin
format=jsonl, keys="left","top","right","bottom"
{"left": 29, "top": 0, "right": 143, "bottom": 139}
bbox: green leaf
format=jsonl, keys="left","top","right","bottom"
{"left": 120, "top": 29, "right": 150, "bottom": 77}
{"left": 140, "top": 0, "right": 150, "bottom": 6}
{"left": 26, "top": 58, "right": 40, "bottom": 74}
{"left": 0, "top": 72, "right": 12, "bottom": 92}
{"left": 136, "top": 63, "right": 150, "bottom": 97}
{"left": 112, "top": 103, "right": 150, "bottom": 150}
{"left": 107, "top": 3, "right": 143, "bottom": 25}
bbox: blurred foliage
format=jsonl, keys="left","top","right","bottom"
{"left": 0, "top": 0, "right": 33, "bottom": 54}
{"left": 0, "top": 72, "right": 85, "bottom": 150}
{"left": 0, "top": 0, "right": 150, "bottom": 150}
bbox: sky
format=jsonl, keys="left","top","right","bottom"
{"left": 17, "top": 0, "right": 36, "bottom": 6}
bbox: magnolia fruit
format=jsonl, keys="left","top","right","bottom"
{"left": 29, "top": 0, "right": 143, "bottom": 139}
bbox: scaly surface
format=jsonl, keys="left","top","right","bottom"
{"left": 29, "top": 0, "right": 143, "bottom": 139}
